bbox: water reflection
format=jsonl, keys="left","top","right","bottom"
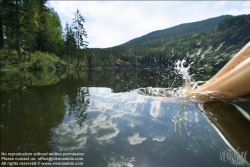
{"left": 1, "top": 83, "right": 65, "bottom": 154}
{"left": 1, "top": 70, "right": 250, "bottom": 167}
{"left": 198, "top": 102, "right": 250, "bottom": 164}
{"left": 64, "top": 87, "right": 90, "bottom": 127}
{"left": 52, "top": 86, "right": 250, "bottom": 167}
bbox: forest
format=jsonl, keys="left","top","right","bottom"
{"left": 0, "top": 0, "right": 88, "bottom": 71}
{"left": 1, "top": 0, "right": 250, "bottom": 74}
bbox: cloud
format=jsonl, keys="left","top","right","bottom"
{"left": 242, "top": 1, "right": 250, "bottom": 8}
{"left": 48, "top": 1, "right": 249, "bottom": 48}
{"left": 214, "top": 1, "right": 227, "bottom": 9}
{"left": 226, "top": 8, "right": 250, "bottom": 16}
{"left": 47, "top": 1, "right": 182, "bottom": 48}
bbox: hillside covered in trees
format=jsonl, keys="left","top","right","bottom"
{"left": 90, "top": 14, "right": 250, "bottom": 75}
{"left": 1, "top": 1, "right": 249, "bottom": 74}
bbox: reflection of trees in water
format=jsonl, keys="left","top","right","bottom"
{"left": 1, "top": 71, "right": 90, "bottom": 156}
{"left": 75, "top": 88, "right": 90, "bottom": 127}
{"left": 65, "top": 72, "right": 90, "bottom": 128}
{"left": 198, "top": 102, "right": 250, "bottom": 164}
{"left": 0, "top": 84, "right": 65, "bottom": 154}
{"left": 65, "top": 88, "right": 90, "bottom": 128}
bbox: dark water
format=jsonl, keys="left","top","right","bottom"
{"left": 1, "top": 70, "right": 250, "bottom": 167}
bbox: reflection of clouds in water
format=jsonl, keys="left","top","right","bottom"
{"left": 127, "top": 133, "right": 147, "bottom": 145}
{"left": 184, "top": 110, "right": 200, "bottom": 122}
{"left": 88, "top": 87, "right": 112, "bottom": 96}
{"left": 53, "top": 121, "right": 88, "bottom": 151}
{"left": 86, "top": 88, "right": 146, "bottom": 132}
{"left": 123, "top": 102, "right": 137, "bottom": 113}
{"left": 126, "top": 116, "right": 143, "bottom": 128}
{"left": 87, "top": 88, "right": 146, "bottom": 114}
{"left": 127, "top": 122, "right": 135, "bottom": 128}
{"left": 150, "top": 100, "right": 162, "bottom": 118}
{"left": 103, "top": 155, "right": 135, "bottom": 167}
{"left": 53, "top": 87, "right": 233, "bottom": 166}
{"left": 194, "top": 112, "right": 199, "bottom": 122}
{"left": 53, "top": 113, "right": 120, "bottom": 150}
{"left": 88, "top": 114, "right": 119, "bottom": 141}
{"left": 152, "top": 135, "right": 166, "bottom": 142}
{"left": 89, "top": 100, "right": 114, "bottom": 111}
{"left": 124, "top": 94, "right": 146, "bottom": 113}
{"left": 57, "top": 88, "right": 205, "bottom": 152}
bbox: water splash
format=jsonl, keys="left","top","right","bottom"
{"left": 138, "top": 59, "right": 194, "bottom": 97}
{"left": 174, "top": 59, "right": 193, "bottom": 94}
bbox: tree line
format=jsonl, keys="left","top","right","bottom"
{"left": 0, "top": 0, "right": 88, "bottom": 67}
{"left": 89, "top": 14, "right": 250, "bottom": 74}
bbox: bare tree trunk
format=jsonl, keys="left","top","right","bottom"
{"left": 10, "top": 30, "right": 13, "bottom": 50}
{"left": 28, "top": 44, "right": 31, "bottom": 61}
{"left": 68, "top": 46, "right": 71, "bottom": 64}
{"left": 40, "top": 39, "right": 43, "bottom": 51}
{"left": 23, "top": 50, "right": 26, "bottom": 62}
{"left": 0, "top": 6, "right": 4, "bottom": 49}
{"left": 76, "top": 36, "right": 80, "bottom": 67}
{"left": 16, "top": 0, "right": 21, "bottom": 63}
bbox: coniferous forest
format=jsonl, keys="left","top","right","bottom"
{"left": 1, "top": 0, "right": 250, "bottom": 73}
{"left": 0, "top": 0, "right": 88, "bottom": 70}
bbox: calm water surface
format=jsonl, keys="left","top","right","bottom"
{"left": 1, "top": 70, "right": 250, "bottom": 167}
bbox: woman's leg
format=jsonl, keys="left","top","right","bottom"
{"left": 191, "top": 57, "right": 250, "bottom": 100}
{"left": 208, "top": 41, "right": 250, "bottom": 83}
{"left": 190, "top": 42, "right": 250, "bottom": 101}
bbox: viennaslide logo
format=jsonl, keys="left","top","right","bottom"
{"left": 220, "top": 148, "right": 248, "bottom": 166}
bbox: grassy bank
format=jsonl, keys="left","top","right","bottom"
{"left": 0, "top": 49, "right": 76, "bottom": 72}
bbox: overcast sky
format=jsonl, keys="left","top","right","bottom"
{"left": 47, "top": 1, "right": 250, "bottom": 48}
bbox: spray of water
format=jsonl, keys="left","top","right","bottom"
{"left": 138, "top": 40, "right": 244, "bottom": 99}
{"left": 174, "top": 59, "right": 193, "bottom": 94}
{"left": 138, "top": 58, "right": 195, "bottom": 98}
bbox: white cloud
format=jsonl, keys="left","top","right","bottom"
{"left": 226, "top": 8, "right": 250, "bottom": 16}
{"left": 214, "top": 1, "right": 227, "bottom": 9}
{"left": 242, "top": 1, "right": 250, "bottom": 8}
{"left": 48, "top": 1, "right": 249, "bottom": 48}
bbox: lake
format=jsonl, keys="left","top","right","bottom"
{"left": 1, "top": 69, "right": 250, "bottom": 167}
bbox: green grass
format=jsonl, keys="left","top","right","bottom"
{"left": 0, "top": 49, "right": 75, "bottom": 72}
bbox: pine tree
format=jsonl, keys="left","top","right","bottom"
{"left": 1, "top": 0, "right": 47, "bottom": 62}
{"left": 20, "top": 0, "right": 39, "bottom": 61}
{"left": 36, "top": 7, "right": 63, "bottom": 55}
{"left": 72, "top": 9, "right": 88, "bottom": 67}
{"left": 64, "top": 22, "right": 77, "bottom": 64}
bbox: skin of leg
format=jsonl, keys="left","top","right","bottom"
{"left": 192, "top": 57, "right": 250, "bottom": 100}
{"left": 208, "top": 41, "right": 250, "bottom": 83}
{"left": 194, "top": 41, "right": 250, "bottom": 93}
